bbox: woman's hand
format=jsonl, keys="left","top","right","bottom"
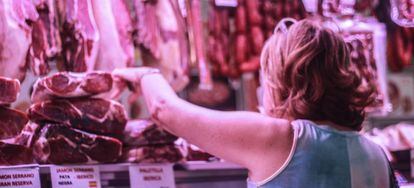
{"left": 112, "top": 67, "right": 160, "bottom": 90}
{"left": 112, "top": 67, "right": 160, "bottom": 85}
{"left": 111, "top": 67, "right": 160, "bottom": 101}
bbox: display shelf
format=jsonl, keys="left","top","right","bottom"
{"left": 366, "top": 115, "right": 414, "bottom": 129}
{"left": 37, "top": 161, "right": 244, "bottom": 172}
{"left": 0, "top": 161, "right": 248, "bottom": 188}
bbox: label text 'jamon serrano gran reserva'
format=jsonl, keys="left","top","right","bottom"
{"left": 0, "top": 166, "right": 40, "bottom": 188}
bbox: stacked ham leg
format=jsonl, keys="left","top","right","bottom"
{"left": 25, "top": 71, "right": 127, "bottom": 164}
{"left": 0, "top": 77, "right": 33, "bottom": 165}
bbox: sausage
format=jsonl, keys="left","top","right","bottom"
{"left": 235, "top": 35, "right": 248, "bottom": 64}
{"left": 398, "top": 28, "right": 413, "bottom": 67}
{"left": 207, "top": 35, "right": 218, "bottom": 65}
{"left": 245, "top": 0, "right": 262, "bottom": 26}
{"left": 284, "top": 1, "right": 293, "bottom": 17}
{"left": 251, "top": 26, "right": 264, "bottom": 55}
{"left": 213, "top": 10, "right": 222, "bottom": 36}
{"left": 221, "top": 33, "right": 230, "bottom": 60}
{"left": 220, "top": 10, "right": 230, "bottom": 33}
{"left": 190, "top": 0, "right": 213, "bottom": 88}
{"left": 208, "top": 7, "right": 216, "bottom": 35}
{"left": 216, "top": 41, "right": 230, "bottom": 75}
{"left": 266, "top": 30, "right": 274, "bottom": 39}
{"left": 264, "top": 16, "right": 276, "bottom": 30}
{"left": 263, "top": 0, "right": 273, "bottom": 14}
{"left": 240, "top": 56, "right": 260, "bottom": 72}
{"left": 235, "top": 5, "right": 247, "bottom": 33}
{"left": 275, "top": 1, "right": 284, "bottom": 19}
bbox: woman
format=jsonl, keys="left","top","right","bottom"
{"left": 113, "top": 19, "right": 396, "bottom": 188}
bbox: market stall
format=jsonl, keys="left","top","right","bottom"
{"left": 0, "top": 0, "right": 414, "bottom": 187}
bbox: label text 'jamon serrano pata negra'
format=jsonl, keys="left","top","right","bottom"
{"left": 50, "top": 166, "right": 101, "bottom": 188}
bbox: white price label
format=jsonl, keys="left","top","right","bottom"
{"left": 129, "top": 164, "right": 175, "bottom": 188}
{"left": 0, "top": 165, "right": 40, "bottom": 188}
{"left": 215, "top": 0, "right": 237, "bottom": 7}
{"left": 50, "top": 165, "right": 101, "bottom": 188}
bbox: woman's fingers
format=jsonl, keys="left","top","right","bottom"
{"left": 112, "top": 68, "right": 138, "bottom": 82}
{"left": 110, "top": 77, "right": 128, "bottom": 99}
{"left": 112, "top": 67, "right": 156, "bottom": 95}
{"left": 112, "top": 67, "right": 154, "bottom": 83}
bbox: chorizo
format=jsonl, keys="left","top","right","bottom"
{"left": 235, "top": 35, "right": 248, "bottom": 64}
{"left": 240, "top": 56, "right": 260, "bottom": 72}
{"left": 251, "top": 26, "right": 265, "bottom": 55}
{"left": 235, "top": 5, "right": 247, "bottom": 33}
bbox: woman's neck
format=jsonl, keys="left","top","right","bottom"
{"left": 313, "top": 120, "right": 355, "bottom": 131}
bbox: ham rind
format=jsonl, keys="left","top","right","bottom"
{"left": 56, "top": 0, "right": 99, "bottom": 72}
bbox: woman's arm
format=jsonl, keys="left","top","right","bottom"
{"left": 113, "top": 68, "right": 293, "bottom": 173}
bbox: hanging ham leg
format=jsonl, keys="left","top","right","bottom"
{"left": 56, "top": 0, "right": 99, "bottom": 72}
{"left": 187, "top": 0, "right": 213, "bottom": 89}
{"left": 0, "top": 0, "right": 38, "bottom": 81}
{"left": 91, "top": 0, "right": 134, "bottom": 71}
{"left": 131, "top": 0, "right": 190, "bottom": 91}
{"left": 28, "top": 0, "right": 61, "bottom": 76}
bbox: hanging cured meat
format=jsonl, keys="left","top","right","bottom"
{"left": 55, "top": 0, "right": 99, "bottom": 72}
{"left": 130, "top": 0, "right": 190, "bottom": 91}
{"left": 387, "top": 27, "right": 414, "bottom": 71}
{"left": 234, "top": 0, "right": 262, "bottom": 73}
{"left": 207, "top": 1, "right": 239, "bottom": 78}
{"left": 332, "top": 1, "right": 390, "bottom": 114}
{"left": 322, "top": 0, "right": 358, "bottom": 17}
{"left": 28, "top": 0, "right": 61, "bottom": 76}
{"left": 390, "top": 0, "right": 414, "bottom": 27}
{"left": 187, "top": 0, "right": 213, "bottom": 89}
{"left": 130, "top": 0, "right": 159, "bottom": 58}
{"left": 91, "top": 0, "right": 134, "bottom": 71}
{"left": 218, "top": 0, "right": 306, "bottom": 75}
{"left": 343, "top": 31, "right": 382, "bottom": 105}
{"left": 0, "top": 0, "right": 38, "bottom": 81}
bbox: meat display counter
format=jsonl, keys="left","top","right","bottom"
{"left": 29, "top": 161, "right": 247, "bottom": 188}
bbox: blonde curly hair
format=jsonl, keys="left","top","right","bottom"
{"left": 260, "top": 19, "right": 375, "bottom": 130}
